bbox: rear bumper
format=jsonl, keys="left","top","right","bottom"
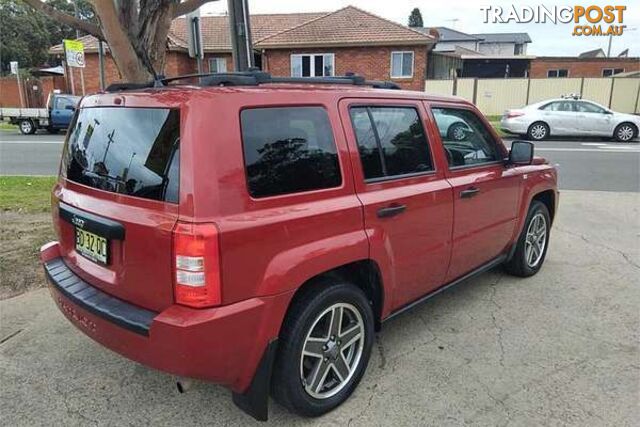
{"left": 41, "top": 242, "right": 293, "bottom": 393}
{"left": 500, "top": 118, "right": 529, "bottom": 134}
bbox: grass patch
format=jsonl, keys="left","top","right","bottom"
{"left": 0, "top": 122, "right": 17, "bottom": 130}
{"left": 0, "top": 176, "right": 56, "bottom": 299}
{"left": 0, "top": 176, "right": 57, "bottom": 213}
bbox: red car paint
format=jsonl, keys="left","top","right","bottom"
{"left": 41, "top": 84, "right": 558, "bottom": 407}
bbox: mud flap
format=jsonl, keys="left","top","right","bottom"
{"left": 232, "top": 339, "right": 278, "bottom": 421}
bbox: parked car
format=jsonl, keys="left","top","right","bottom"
{"left": 500, "top": 97, "right": 640, "bottom": 142}
{"left": 0, "top": 93, "right": 80, "bottom": 135}
{"left": 40, "top": 72, "right": 558, "bottom": 421}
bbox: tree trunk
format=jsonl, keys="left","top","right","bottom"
{"left": 23, "top": 0, "right": 220, "bottom": 84}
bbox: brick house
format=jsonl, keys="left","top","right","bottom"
{"left": 49, "top": 6, "right": 435, "bottom": 93}
{"left": 530, "top": 56, "right": 640, "bottom": 78}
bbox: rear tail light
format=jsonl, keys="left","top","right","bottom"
{"left": 172, "top": 222, "right": 221, "bottom": 308}
{"left": 506, "top": 111, "right": 525, "bottom": 118}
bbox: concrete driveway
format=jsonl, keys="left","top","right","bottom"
{"left": 1, "top": 190, "right": 638, "bottom": 426}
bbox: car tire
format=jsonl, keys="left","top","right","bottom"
{"left": 19, "top": 119, "right": 36, "bottom": 135}
{"left": 504, "top": 200, "right": 551, "bottom": 277}
{"left": 447, "top": 122, "right": 468, "bottom": 141}
{"left": 526, "top": 122, "right": 549, "bottom": 141}
{"left": 613, "top": 123, "right": 637, "bottom": 142}
{"left": 271, "top": 279, "right": 374, "bottom": 417}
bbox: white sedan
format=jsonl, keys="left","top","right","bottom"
{"left": 501, "top": 98, "right": 640, "bottom": 142}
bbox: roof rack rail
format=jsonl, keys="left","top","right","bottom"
{"left": 105, "top": 70, "right": 401, "bottom": 92}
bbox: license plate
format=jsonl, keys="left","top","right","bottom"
{"left": 75, "top": 228, "right": 109, "bottom": 265}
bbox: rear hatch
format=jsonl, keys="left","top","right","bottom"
{"left": 53, "top": 104, "right": 181, "bottom": 312}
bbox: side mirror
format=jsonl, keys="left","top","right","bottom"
{"left": 508, "top": 141, "right": 534, "bottom": 165}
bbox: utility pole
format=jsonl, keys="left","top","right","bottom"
{"left": 227, "top": 0, "right": 254, "bottom": 71}
{"left": 74, "top": 0, "right": 86, "bottom": 95}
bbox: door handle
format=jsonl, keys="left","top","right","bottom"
{"left": 377, "top": 204, "right": 407, "bottom": 218}
{"left": 460, "top": 187, "right": 480, "bottom": 199}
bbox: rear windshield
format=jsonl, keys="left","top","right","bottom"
{"left": 62, "top": 107, "right": 180, "bottom": 203}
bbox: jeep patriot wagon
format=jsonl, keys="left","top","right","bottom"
{"left": 41, "top": 71, "right": 558, "bottom": 420}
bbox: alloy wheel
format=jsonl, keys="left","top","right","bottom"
{"left": 20, "top": 121, "right": 33, "bottom": 134}
{"left": 300, "top": 303, "right": 365, "bottom": 399}
{"left": 530, "top": 124, "right": 547, "bottom": 140}
{"left": 525, "top": 212, "right": 547, "bottom": 268}
{"left": 617, "top": 125, "right": 634, "bottom": 142}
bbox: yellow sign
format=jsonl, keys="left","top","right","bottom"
{"left": 63, "top": 39, "right": 85, "bottom": 68}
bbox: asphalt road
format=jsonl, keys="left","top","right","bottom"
{"left": 2, "top": 190, "right": 638, "bottom": 426}
{"left": 1, "top": 129, "right": 639, "bottom": 192}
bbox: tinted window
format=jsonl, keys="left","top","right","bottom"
{"left": 541, "top": 101, "right": 574, "bottom": 112}
{"left": 350, "top": 107, "right": 433, "bottom": 180}
{"left": 432, "top": 108, "right": 499, "bottom": 167}
{"left": 62, "top": 108, "right": 180, "bottom": 203}
{"left": 576, "top": 101, "right": 606, "bottom": 114}
{"left": 240, "top": 107, "right": 341, "bottom": 198}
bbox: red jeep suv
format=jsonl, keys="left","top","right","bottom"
{"left": 41, "top": 72, "right": 558, "bottom": 420}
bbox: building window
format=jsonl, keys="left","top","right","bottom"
{"left": 291, "top": 54, "right": 334, "bottom": 77}
{"left": 547, "top": 69, "right": 568, "bottom": 78}
{"left": 514, "top": 44, "right": 524, "bottom": 55}
{"left": 602, "top": 68, "right": 624, "bottom": 77}
{"left": 391, "top": 51, "right": 414, "bottom": 78}
{"left": 209, "top": 57, "right": 227, "bottom": 73}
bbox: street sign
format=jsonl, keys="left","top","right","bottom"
{"left": 10, "top": 61, "right": 18, "bottom": 75}
{"left": 63, "top": 39, "right": 86, "bottom": 68}
{"left": 186, "top": 10, "right": 204, "bottom": 59}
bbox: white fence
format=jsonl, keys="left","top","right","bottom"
{"left": 425, "top": 77, "right": 640, "bottom": 116}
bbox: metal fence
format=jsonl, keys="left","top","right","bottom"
{"left": 425, "top": 78, "right": 640, "bottom": 116}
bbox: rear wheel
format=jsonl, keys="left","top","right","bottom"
{"left": 272, "top": 280, "right": 374, "bottom": 417}
{"left": 527, "top": 122, "right": 549, "bottom": 141}
{"left": 613, "top": 123, "right": 637, "bottom": 142}
{"left": 19, "top": 119, "right": 36, "bottom": 135}
{"left": 504, "top": 201, "right": 551, "bottom": 277}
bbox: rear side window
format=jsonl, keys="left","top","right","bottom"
{"left": 240, "top": 107, "right": 341, "bottom": 198}
{"left": 349, "top": 106, "right": 433, "bottom": 181}
{"left": 62, "top": 107, "right": 180, "bottom": 203}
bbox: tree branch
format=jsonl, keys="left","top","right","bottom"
{"left": 173, "top": 0, "right": 219, "bottom": 18}
{"left": 22, "top": 0, "right": 104, "bottom": 40}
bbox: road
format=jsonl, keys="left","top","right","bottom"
{"left": 1, "top": 190, "right": 638, "bottom": 426}
{"left": 1, "top": 129, "right": 639, "bottom": 192}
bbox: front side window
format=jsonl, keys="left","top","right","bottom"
{"left": 576, "top": 101, "right": 607, "bottom": 114}
{"left": 62, "top": 108, "right": 180, "bottom": 203}
{"left": 350, "top": 106, "right": 433, "bottom": 180}
{"left": 56, "top": 97, "right": 77, "bottom": 110}
{"left": 240, "top": 107, "right": 341, "bottom": 198}
{"left": 432, "top": 108, "right": 500, "bottom": 168}
{"left": 291, "top": 54, "right": 334, "bottom": 77}
{"left": 391, "top": 51, "right": 414, "bottom": 78}
{"left": 209, "top": 57, "right": 227, "bottom": 73}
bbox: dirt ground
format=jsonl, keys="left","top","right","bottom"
{"left": 0, "top": 211, "right": 54, "bottom": 299}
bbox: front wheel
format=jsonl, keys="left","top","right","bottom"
{"left": 19, "top": 119, "right": 36, "bottom": 135}
{"left": 613, "top": 123, "right": 637, "bottom": 142}
{"left": 272, "top": 280, "right": 374, "bottom": 417}
{"left": 527, "top": 122, "right": 549, "bottom": 141}
{"left": 504, "top": 201, "right": 551, "bottom": 277}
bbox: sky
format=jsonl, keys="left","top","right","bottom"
{"left": 201, "top": 0, "right": 639, "bottom": 57}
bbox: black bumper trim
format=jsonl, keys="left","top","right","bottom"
{"left": 45, "top": 258, "right": 156, "bottom": 336}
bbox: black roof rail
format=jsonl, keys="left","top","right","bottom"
{"left": 105, "top": 70, "right": 401, "bottom": 92}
